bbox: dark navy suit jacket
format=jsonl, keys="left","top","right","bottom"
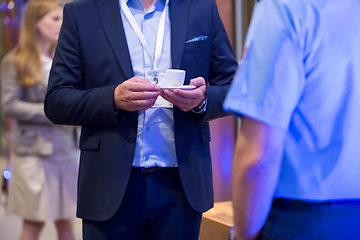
{"left": 44, "top": 0, "right": 238, "bottom": 221}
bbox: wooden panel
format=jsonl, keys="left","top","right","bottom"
{"left": 199, "top": 201, "right": 234, "bottom": 240}
{"left": 216, "top": 0, "right": 235, "bottom": 47}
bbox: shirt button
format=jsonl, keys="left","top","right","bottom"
{"left": 144, "top": 156, "right": 149, "bottom": 161}
{"left": 145, "top": 126, "right": 150, "bottom": 131}
{"left": 148, "top": 71, "right": 152, "bottom": 76}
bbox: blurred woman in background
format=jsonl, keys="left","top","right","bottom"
{"left": 0, "top": 0, "right": 78, "bottom": 239}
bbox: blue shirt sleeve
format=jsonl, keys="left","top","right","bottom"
{"left": 223, "top": 0, "right": 306, "bottom": 130}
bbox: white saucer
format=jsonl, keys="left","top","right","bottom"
{"left": 160, "top": 85, "right": 196, "bottom": 90}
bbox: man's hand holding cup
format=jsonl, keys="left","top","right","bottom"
{"left": 159, "top": 70, "right": 206, "bottom": 112}
{"left": 114, "top": 77, "right": 161, "bottom": 111}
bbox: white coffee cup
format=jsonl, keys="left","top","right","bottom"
{"left": 158, "top": 69, "right": 186, "bottom": 87}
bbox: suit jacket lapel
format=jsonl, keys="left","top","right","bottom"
{"left": 170, "top": 0, "right": 190, "bottom": 69}
{"left": 95, "top": 0, "right": 134, "bottom": 79}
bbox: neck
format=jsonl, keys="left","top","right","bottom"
{"left": 37, "top": 36, "right": 52, "bottom": 58}
{"left": 142, "top": 0, "right": 156, "bottom": 11}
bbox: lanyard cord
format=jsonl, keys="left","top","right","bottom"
{"left": 120, "top": 0, "right": 169, "bottom": 83}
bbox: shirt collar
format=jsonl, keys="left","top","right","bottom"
{"left": 125, "top": 0, "right": 168, "bottom": 12}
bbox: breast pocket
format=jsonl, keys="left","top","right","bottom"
{"left": 184, "top": 40, "right": 207, "bottom": 50}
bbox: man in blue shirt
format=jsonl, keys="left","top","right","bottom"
{"left": 44, "top": 0, "right": 238, "bottom": 238}
{"left": 224, "top": 0, "right": 360, "bottom": 239}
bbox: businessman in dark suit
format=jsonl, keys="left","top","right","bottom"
{"left": 44, "top": 0, "right": 238, "bottom": 238}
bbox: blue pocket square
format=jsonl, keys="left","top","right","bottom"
{"left": 185, "top": 36, "right": 208, "bottom": 43}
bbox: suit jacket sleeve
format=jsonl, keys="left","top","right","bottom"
{"left": 1, "top": 55, "right": 52, "bottom": 124}
{"left": 44, "top": 4, "right": 120, "bottom": 126}
{"left": 202, "top": 0, "right": 238, "bottom": 123}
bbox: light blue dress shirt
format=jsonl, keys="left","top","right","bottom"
{"left": 120, "top": 0, "right": 178, "bottom": 168}
{"left": 224, "top": 0, "right": 360, "bottom": 201}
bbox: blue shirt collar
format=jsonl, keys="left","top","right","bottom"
{"left": 125, "top": 0, "right": 168, "bottom": 13}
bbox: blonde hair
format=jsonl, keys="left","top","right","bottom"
{"left": 13, "top": 0, "right": 62, "bottom": 87}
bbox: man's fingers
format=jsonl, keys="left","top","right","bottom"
{"left": 160, "top": 91, "right": 180, "bottom": 105}
{"left": 129, "top": 77, "right": 160, "bottom": 91}
{"left": 131, "top": 77, "right": 150, "bottom": 82}
{"left": 121, "top": 77, "right": 160, "bottom": 92}
{"left": 172, "top": 87, "right": 205, "bottom": 99}
{"left": 130, "top": 91, "right": 160, "bottom": 100}
{"left": 160, "top": 91, "right": 175, "bottom": 104}
{"left": 127, "top": 76, "right": 152, "bottom": 84}
{"left": 189, "top": 77, "right": 206, "bottom": 87}
{"left": 123, "top": 81, "right": 160, "bottom": 92}
{"left": 160, "top": 92, "right": 190, "bottom": 112}
{"left": 161, "top": 90, "right": 192, "bottom": 105}
{"left": 137, "top": 98, "right": 157, "bottom": 110}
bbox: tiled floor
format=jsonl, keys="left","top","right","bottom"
{"left": 0, "top": 156, "right": 82, "bottom": 240}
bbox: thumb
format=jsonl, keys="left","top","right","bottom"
{"left": 190, "top": 77, "right": 206, "bottom": 87}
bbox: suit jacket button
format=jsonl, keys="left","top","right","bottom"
{"left": 128, "top": 136, "right": 136, "bottom": 143}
